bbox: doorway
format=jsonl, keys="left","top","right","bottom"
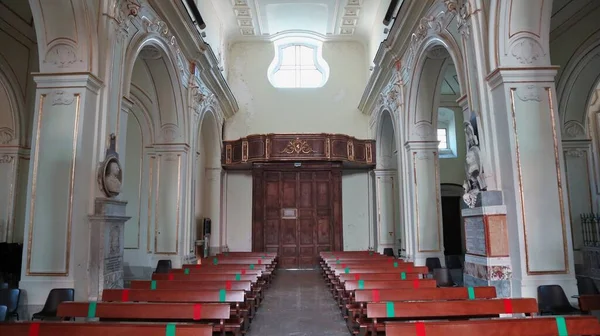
{"left": 252, "top": 163, "right": 343, "bottom": 269}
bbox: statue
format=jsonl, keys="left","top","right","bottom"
{"left": 462, "top": 120, "right": 486, "bottom": 208}
{"left": 98, "top": 133, "right": 123, "bottom": 198}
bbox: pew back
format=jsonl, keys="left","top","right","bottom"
{"left": 0, "top": 322, "right": 213, "bottom": 336}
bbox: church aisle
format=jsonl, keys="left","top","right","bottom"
{"left": 247, "top": 269, "right": 349, "bottom": 336}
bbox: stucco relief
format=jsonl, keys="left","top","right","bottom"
{"left": 565, "top": 149, "right": 585, "bottom": 158}
{"left": 43, "top": 44, "right": 82, "bottom": 69}
{"left": 510, "top": 38, "right": 544, "bottom": 65}
{"left": 161, "top": 124, "right": 180, "bottom": 143}
{"left": 563, "top": 120, "right": 586, "bottom": 139}
{"left": 379, "top": 73, "right": 404, "bottom": 114}
{"left": 52, "top": 90, "right": 75, "bottom": 106}
{"left": 0, "top": 155, "right": 13, "bottom": 164}
{"left": 0, "top": 128, "right": 14, "bottom": 145}
{"left": 412, "top": 124, "right": 434, "bottom": 140}
{"left": 516, "top": 85, "right": 541, "bottom": 102}
{"left": 403, "top": 10, "right": 452, "bottom": 76}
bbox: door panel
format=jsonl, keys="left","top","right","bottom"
{"left": 252, "top": 164, "right": 342, "bottom": 268}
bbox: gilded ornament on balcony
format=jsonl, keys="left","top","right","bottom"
{"left": 280, "top": 138, "right": 314, "bottom": 154}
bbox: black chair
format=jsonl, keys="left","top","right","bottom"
{"left": 32, "top": 288, "right": 75, "bottom": 320}
{"left": 446, "top": 255, "right": 463, "bottom": 269}
{"left": 0, "top": 283, "right": 7, "bottom": 289}
{"left": 382, "top": 248, "right": 395, "bottom": 257}
{"left": 425, "top": 257, "right": 442, "bottom": 273}
{"left": 0, "top": 288, "right": 20, "bottom": 320}
{"left": 537, "top": 285, "right": 579, "bottom": 315}
{"left": 0, "top": 305, "right": 7, "bottom": 322}
{"left": 433, "top": 268, "right": 456, "bottom": 287}
{"left": 154, "top": 260, "right": 172, "bottom": 274}
{"left": 577, "top": 276, "right": 600, "bottom": 295}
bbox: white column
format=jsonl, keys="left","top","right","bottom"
{"left": 405, "top": 141, "right": 445, "bottom": 266}
{"left": 20, "top": 73, "right": 103, "bottom": 305}
{"left": 205, "top": 166, "right": 222, "bottom": 253}
{"left": 373, "top": 169, "right": 398, "bottom": 253}
{"left": 488, "top": 68, "right": 577, "bottom": 298}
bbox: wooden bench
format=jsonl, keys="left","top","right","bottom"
{"left": 0, "top": 321, "right": 213, "bottom": 336}
{"left": 57, "top": 302, "right": 243, "bottom": 336}
{"left": 578, "top": 294, "right": 600, "bottom": 313}
{"left": 385, "top": 315, "right": 600, "bottom": 336}
{"left": 152, "top": 272, "right": 259, "bottom": 281}
{"left": 358, "top": 298, "right": 538, "bottom": 336}
{"left": 339, "top": 279, "right": 437, "bottom": 307}
{"left": 346, "top": 286, "right": 498, "bottom": 324}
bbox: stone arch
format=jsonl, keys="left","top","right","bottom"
{"left": 405, "top": 36, "right": 466, "bottom": 141}
{"left": 123, "top": 34, "right": 187, "bottom": 144}
{"left": 375, "top": 108, "right": 398, "bottom": 170}
{"left": 28, "top": 0, "right": 98, "bottom": 73}
{"left": 489, "top": 0, "right": 552, "bottom": 68}
{"left": 0, "top": 55, "right": 26, "bottom": 146}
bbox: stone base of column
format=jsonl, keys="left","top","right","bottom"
{"left": 464, "top": 254, "right": 512, "bottom": 297}
{"left": 413, "top": 251, "right": 446, "bottom": 268}
{"left": 88, "top": 198, "right": 130, "bottom": 301}
{"left": 462, "top": 191, "right": 512, "bottom": 297}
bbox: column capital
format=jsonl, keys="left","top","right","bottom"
{"left": 373, "top": 169, "right": 397, "bottom": 177}
{"left": 33, "top": 72, "right": 104, "bottom": 93}
{"left": 562, "top": 139, "right": 592, "bottom": 149}
{"left": 404, "top": 140, "right": 438, "bottom": 151}
{"left": 121, "top": 96, "right": 135, "bottom": 111}
{"left": 151, "top": 143, "right": 191, "bottom": 153}
{"left": 487, "top": 66, "right": 559, "bottom": 89}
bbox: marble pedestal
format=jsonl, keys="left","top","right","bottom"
{"left": 462, "top": 191, "right": 512, "bottom": 297}
{"left": 88, "top": 198, "right": 130, "bottom": 301}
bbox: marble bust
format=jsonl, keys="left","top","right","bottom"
{"left": 105, "top": 161, "right": 122, "bottom": 194}
{"left": 98, "top": 133, "right": 122, "bottom": 198}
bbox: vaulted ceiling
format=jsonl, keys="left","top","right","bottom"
{"left": 209, "top": 0, "right": 388, "bottom": 42}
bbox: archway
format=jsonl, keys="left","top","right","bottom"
{"left": 404, "top": 37, "right": 469, "bottom": 268}
{"left": 194, "top": 110, "right": 222, "bottom": 256}
{"left": 374, "top": 109, "right": 401, "bottom": 255}
{"left": 121, "top": 39, "right": 187, "bottom": 275}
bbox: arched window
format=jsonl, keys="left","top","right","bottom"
{"left": 268, "top": 42, "right": 329, "bottom": 88}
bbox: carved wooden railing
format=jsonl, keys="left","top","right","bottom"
{"left": 222, "top": 133, "right": 375, "bottom": 168}
{"left": 581, "top": 213, "right": 600, "bottom": 280}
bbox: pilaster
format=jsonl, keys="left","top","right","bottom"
{"left": 405, "top": 141, "right": 444, "bottom": 266}
{"left": 487, "top": 67, "right": 577, "bottom": 299}
{"left": 20, "top": 73, "right": 104, "bottom": 306}
{"left": 373, "top": 169, "right": 399, "bottom": 254}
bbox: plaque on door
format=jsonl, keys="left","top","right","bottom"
{"left": 281, "top": 208, "right": 297, "bottom": 219}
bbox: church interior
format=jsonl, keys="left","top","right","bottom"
{"left": 2, "top": 0, "right": 600, "bottom": 334}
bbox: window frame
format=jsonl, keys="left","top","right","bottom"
{"left": 437, "top": 127, "right": 449, "bottom": 151}
{"left": 268, "top": 42, "right": 329, "bottom": 88}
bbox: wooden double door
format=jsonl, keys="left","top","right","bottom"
{"left": 252, "top": 163, "right": 343, "bottom": 269}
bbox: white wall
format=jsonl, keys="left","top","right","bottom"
{"left": 224, "top": 41, "right": 370, "bottom": 139}
{"left": 342, "top": 171, "right": 371, "bottom": 250}
{"left": 196, "top": 0, "right": 228, "bottom": 78}
{"left": 225, "top": 171, "right": 253, "bottom": 251}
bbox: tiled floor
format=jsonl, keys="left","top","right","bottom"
{"left": 247, "top": 269, "right": 349, "bottom": 336}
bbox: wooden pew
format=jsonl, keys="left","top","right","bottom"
{"left": 131, "top": 280, "right": 252, "bottom": 291}
{"left": 0, "top": 321, "right": 213, "bottom": 336}
{"left": 358, "top": 298, "right": 538, "bottom": 336}
{"left": 152, "top": 272, "right": 259, "bottom": 281}
{"left": 578, "top": 294, "right": 600, "bottom": 313}
{"left": 385, "top": 316, "right": 600, "bottom": 336}
{"left": 347, "top": 286, "right": 497, "bottom": 323}
{"left": 339, "top": 279, "right": 437, "bottom": 307}
{"left": 57, "top": 302, "right": 243, "bottom": 336}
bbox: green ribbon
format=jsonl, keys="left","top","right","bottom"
{"left": 184, "top": 268, "right": 190, "bottom": 275}
{"left": 358, "top": 280, "right": 365, "bottom": 289}
{"left": 249, "top": 264, "right": 255, "bottom": 270}
{"left": 87, "top": 302, "right": 97, "bottom": 318}
{"left": 213, "top": 258, "right": 218, "bottom": 265}
{"left": 336, "top": 260, "right": 341, "bottom": 264}
{"left": 467, "top": 287, "right": 475, "bottom": 300}
{"left": 151, "top": 280, "right": 157, "bottom": 290}
{"left": 400, "top": 272, "right": 406, "bottom": 280}
{"left": 261, "top": 256, "right": 265, "bottom": 259}
{"left": 393, "top": 262, "right": 398, "bottom": 268}
{"left": 165, "top": 323, "right": 176, "bottom": 336}
{"left": 555, "top": 316, "right": 568, "bottom": 336}
{"left": 386, "top": 301, "right": 395, "bottom": 317}
{"left": 219, "top": 289, "right": 226, "bottom": 302}
{"left": 235, "top": 273, "right": 241, "bottom": 281}
{"left": 369, "top": 251, "right": 373, "bottom": 255}
{"left": 344, "top": 267, "right": 350, "bottom": 274}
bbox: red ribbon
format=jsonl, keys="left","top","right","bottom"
{"left": 196, "top": 264, "right": 202, "bottom": 269}
{"left": 241, "top": 269, "right": 246, "bottom": 275}
{"left": 225, "top": 281, "right": 232, "bottom": 290}
{"left": 415, "top": 321, "right": 426, "bottom": 336}
{"left": 28, "top": 323, "right": 40, "bottom": 336}
{"left": 258, "top": 259, "right": 262, "bottom": 265}
{"left": 503, "top": 299, "right": 513, "bottom": 313}
{"left": 121, "top": 289, "right": 130, "bottom": 302}
{"left": 412, "top": 280, "right": 420, "bottom": 289}
{"left": 407, "top": 265, "right": 412, "bottom": 272}
{"left": 354, "top": 274, "right": 360, "bottom": 281}
{"left": 372, "top": 289, "right": 380, "bottom": 302}
{"left": 193, "top": 304, "right": 202, "bottom": 320}
{"left": 168, "top": 274, "right": 174, "bottom": 281}
{"left": 341, "top": 264, "right": 346, "bottom": 268}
